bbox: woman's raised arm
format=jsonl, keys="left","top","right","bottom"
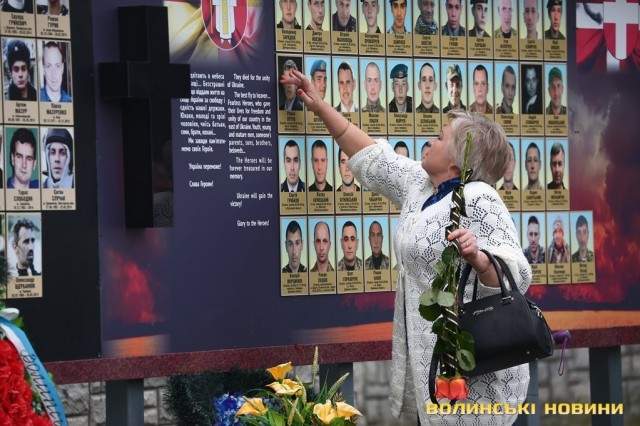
{"left": 280, "top": 69, "right": 375, "bottom": 157}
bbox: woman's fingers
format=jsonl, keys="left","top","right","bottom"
{"left": 297, "top": 89, "right": 314, "bottom": 105}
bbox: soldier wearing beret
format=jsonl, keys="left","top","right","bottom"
{"left": 5, "top": 39, "right": 37, "bottom": 102}
{"left": 545, "top": 67, "right": 566, "bottom": 115}
{"left": 544, "top": 0, "right": 564, "bottom": 39}
{"left": 389, "top": 64, "right": 412, "bottom": 113}
{"left": 43, "top": 128, "right": 74, "bottom": 189}
{"left": 280, "top": 59, "right": 304, "bottom": 111}
{"left": 442, "top": 64, "right": 465, "bottom": 112}
{"left": 310, "top": 59, "right": 328, "bottom": 100}
{"left": 469, "top": 0, "right": 489, "bottom": 37}
{"left": 494, "top": 0, "right": 518, "bottom": 38}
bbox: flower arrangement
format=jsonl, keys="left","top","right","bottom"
{"left": 236, "top": 347, "right": 362, "bottom": 425}
{"left": 0, "top": 302, "right": 65, "bottom": 424}
{"left": 418, "top": 133, "right": 475, "bottom": 401}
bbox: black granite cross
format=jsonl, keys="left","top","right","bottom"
{"left": 100, "top": 6, "right": 190, "bottom": 228}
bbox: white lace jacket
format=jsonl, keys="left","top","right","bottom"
{"left": 349, "top": 140, "right": 533, "bottom": 425}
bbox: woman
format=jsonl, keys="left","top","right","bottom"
{"left": 283, "top": 70, "right": 533, "bottom": 425}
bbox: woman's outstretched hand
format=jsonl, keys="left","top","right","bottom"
{"left": 279, "top": 69, "right": 324, "bottom": 113}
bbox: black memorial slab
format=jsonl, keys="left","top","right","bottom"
{"left": 99, "top": 6, "right": 190, "bottom": 228}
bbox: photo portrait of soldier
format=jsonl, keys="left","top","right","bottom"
{"left": 442, "top": 0, "right": 465, "bottom": 35}
{"left": 442, "top": 63, "right": 465, "bottom": 112}
{"left": 306, "top": 0, "right": 327, "bottom": 30}
{"left": 365, "top": 220, "right": 390, "bottom": 269}
{"left": 4, "top": 39, "right": 37, "bottom": 102}
{"left": 494, "top": 0, "right": 517, "bottom": 38}
{"left": 309, "top": 58, "right": 328, "bottom": 101}
{"left": 415, "top": 0, "right": 438, "bottom": 34}
{"left": 388, "top": 63, "right": 412, "bottom": 112}
{"left": 523, "top": 141, "right": 542, "bottom": 190}
{"left": 7, "top": 127, "right": 38, "bottom": 189}
{"left": 547, "top": 214, "right": 569, "bottom": 264}
{"left": 387, "top": 0, "right": 410, "bottom": 33}
{"left": 277, "top": 0, "right": 302, "bottom": 29}
{"left": 571, "top": 214, "right": 594, "bottom": 263}
{"left": 336, "top": 148, "right": 360, "bottom": 192}
{"left": 468, "top": 63, "right": 493, "bottom": 114}
{"left": 39, "top": 41, "right": 72, "bottom": 103}
{"left": 362, "top": 60, "right": 385, "bottom": 112}
{"left": 523, "top": 214, "right": 545, "bottom": 264}
{"left": 546, "top": 141, "right": 565, "bottom": 190}
{"left": 2, "top": 0, "right": 33, "bottom": 13}
{"left": 521, "top": 0, "right": 540, "bottom": 39}
{"left": 9, "top": 216, "right": 40, "bottom": 277}
{"left": 337, "top": 220, "right": 363, "bottom": 271}
{"left": 42, "top": 127, "right": 73, "bottom": 189}
{"left": 544, "top": 0, "right": 564, "bottom": 39}
{"left": 310, "top": 220, "right": 335, "bottom": 272}
{"left": 280, "top": 139, "right": 305, "bottom": 192}
{"left": 495, "top": 64, "right": 517, "bottom": 114}
{"left": 308, "top": 139, "right": 333, "bottom": 191}
{"left": 279, "top": 59, "right": 304, "bottom": 112}
{"left": 545, "top": 66, "right": 566, "bottom": 115}
{"left": 332, "top": 0, "right": 357, "bottom": 31}
{"left": 468, "top": 0, "right": 489, "bottom": 37}
{"left": 334, "top": 61, "right": 358, "bottom": 112}
{"left": 499, "top": 140, "right": 518, "bottom": 190}
{"left": 416, "top": 62, "right": 440, "bottom": 113}
{"left": 37, "top": 0, "right": 68, "bottom": 15}
{"left": 282, "top": 219, "right": 307, "bottom": 273}
{"left": 361, "top": 0, "right": 382, "bottom": 33}
{"left": 521, "top": 63, "right": 542, "bottom": 114}
{"left": 393, "top": 140, "right": 410, "bottom": 157}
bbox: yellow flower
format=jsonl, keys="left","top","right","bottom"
{"left": 267, "top": 378, "right": 303, "bottom": 396}
{"left": 266, "top": 361, "right": 293, "bottom": 380}
{"left": 336, "top": 401, "right": 362, "bottom": 420}
{"left": 236, "top": 398, "right": 267, "bottom": 416}
{"left": 313, "top": 400, "right": 337, "bottom": 425}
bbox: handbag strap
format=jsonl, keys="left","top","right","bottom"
{"left": 457, "top": 249, "right": 511, "bottom": 304}
{"left": 494, "top": 256, "right": 522, "bottom": 295}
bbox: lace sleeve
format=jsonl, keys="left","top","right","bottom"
{"left": 348, "top": 139, "right": 425, "bottom": 207}
{"left": 462, "top": 184, "right": 533, "bottom": 299}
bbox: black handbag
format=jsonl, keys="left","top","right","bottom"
{"left": 428, "top": 250, "right": 554, "bottom": 403}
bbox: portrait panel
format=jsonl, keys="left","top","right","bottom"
{"left": 363, "top": 215, "right": 391, "bottom": 291}
{"left": 521, "top": 138, "right": 545, "bottom": 211}
{"left": 279, "top": 136, "right": 307, "bottom": 215}
{"left": 359, "top": 57, "right": 387, "bottom": 134}
{"left": 306, "top": 136, "right": 335, "bottom": 214}
{"left": 280, "top": 217, "right": 309, "bottom": 295}
{"left": 308, "top": 216, "right": 337, "bottom": 294}
{"left": 6, "top": 212, "right": 43, "bottom": 299}
{"left": 522, "top": 211, "right": 547, "bottom": 284}
{"left": 336, "top": 215, "right": 365, "bottom": 293}
{"left": 413, "top": 0, "right": 440, "bottom": 56}
{"left": 414, "top": 60, "right": 442, "bottom": 134}
{"left": 546, "top": 211, "right": 571, "bottom": 284}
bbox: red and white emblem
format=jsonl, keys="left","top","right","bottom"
{"left": 603, "top": 0, "right": 639, "bottom": 59}
{"left": 202, "top": 0, "right": 248, "bottom": 50}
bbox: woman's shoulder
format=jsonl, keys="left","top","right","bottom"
{"left": 464, "top": 181, "right": 508, "bottom": 213}
{"left": 464, "top": 181, "right": 500, "bottom": 199}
